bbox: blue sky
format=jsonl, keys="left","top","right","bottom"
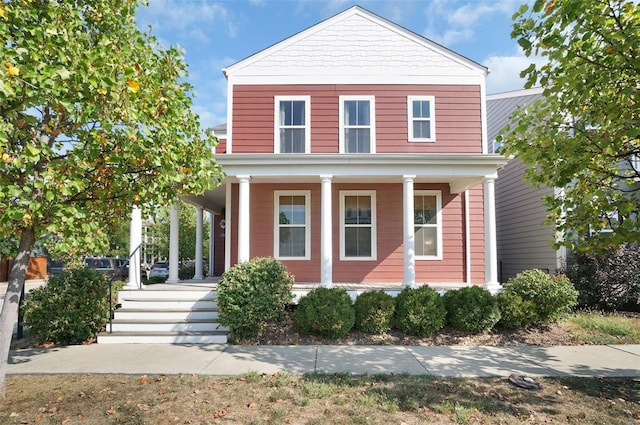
{"left": 136, "top": 0, "right": 541, "bottom": 130}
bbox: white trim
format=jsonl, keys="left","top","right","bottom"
{"left": 194, "top": 205, "right": 204, "bottom": 280}
{"left": 480, "top": 81, "right": 488, "bottom": 154}
{"left": 339, "top": 95, "right": 376, "bottom": 154}
{"left": 483, "top": 176, "right": 500, "bottom": 293}
{"left": 273, "top": 190, "right": 311, "bottom": 261}
{"left": 167, "top": 204, "right": 180, "bottom": 283}
{"left": 403, "top": 176, "right": 416, "bottom": 287}
{"left": 414, "top": 190, "right": 443, "bottom": 260}
{"left": 320, "top": 175, "right": 333, "bottom": 287}
{"left": 464, "top": 190, "right": 471, "bottom": 283}
{"left": 226, "top": 78, "right": 234, "bottom": 154}
{"left": 224, "top": 182, "right": 231, "bottom": 271}
{"left": 273, "top": 96, "right": 311, "bottom": 154}
{"left": 237, "top": 176, "right": 251, "bottom": 263}
{"left": 228, "top": 75, "right": 485, "bottom": 86}
{"left": 339, "top": 190, "right": 377, "bottom": 261}
{"left": 407, "top": 96, "right": 436, "bottom": 142}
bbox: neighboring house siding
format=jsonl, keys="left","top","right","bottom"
{"left": 231, "top": 84, "right": 482, "bottom": 154}
{"left": 495, "top": 159, "right": 559, "bottom": 282}
{"left": 215, "top": 138, "right": 227, "bottom": 154}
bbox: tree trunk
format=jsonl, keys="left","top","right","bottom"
{"left": 0, "top": 227, "right": 36, "bottom": 398}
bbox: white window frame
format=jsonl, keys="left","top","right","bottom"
{"left": 339, "top": 95, "right": 376, "bottom": 154}
{"left": 414, "top": 190, "right": 443, "bottom": 260}
{"left": 274, "top": 96, "right": 311, "bottom": 154}
{"left": 407, "top": 96, "right": 436, "bottom": 142}
{"left": 339, "top": 190, "right": 377, "bottom": 261}
{"left": 274, "top": 190, "right": 311, "bottom": 260}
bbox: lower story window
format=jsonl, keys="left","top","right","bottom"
{"left": 340, "top": 191, "right": 376, "bottom": 260}
{"left": 274, "top": 191, "right": 310, "bottom": 260}
{"left": 414, "top": 190, "right": 442, "bottom": 260}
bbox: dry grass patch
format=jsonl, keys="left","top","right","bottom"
{"left": 562, "top": 311, "right": 640, "bottom": 345}
{"left": 1, "top": 373, "right": 639, "bottom": 424}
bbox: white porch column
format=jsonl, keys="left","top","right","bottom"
{"left": 127, "top": 206, "right": 142, "bottom": 289}
{"left": 167, "top": 203, "right": 180, "bottom": 284}
{"left": 194, "top": 205, "right": 204, "bottom": 280}
{"left": 403, "top": 175, "right": 416, "bottom": 288}
{"left": 237, "top": 175, "right": 250, "bottom": 263}
{"left": 320, "top": 175, "right": 333, "bottom": 288}
{"left": 209, "top": 211, "right": 215, "bottom": 277}
{"left": 483, "top": 176, "right": 500, "bottom": 293}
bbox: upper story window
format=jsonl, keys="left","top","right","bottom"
{"left": 340, "top": 190, "right": 377, "bottom": 260}
{"left": 414, "top": 190, "right": 442, "bottom": 260}
{"left": 408, "top": 96, "right": 435, "bottom": 142}
{"left": 274, "top": 190, "right": 310, "bottom": 260}
{"left": 340, "top": 96, "right": 376, "bottom": 153}
{"left": 274, "top": 96, "right": 310, "bottom": 153}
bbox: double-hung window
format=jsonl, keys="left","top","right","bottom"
{"left": 414, "top": 190, "right": 442, "bottom": 260}
{"left": 340, "top": 191, "right": 376, "bottom": 260}
{"left": 274, "top": 191, "right": 310, "bottom": 260}
{"left": 340, "top": 96, "right": 375, "bottom": 153}
{"left": 408, "top": 96, "right": 435, "bottom": 142}
{"left": 274, "top": 96, "right": 310, "bottom": 153}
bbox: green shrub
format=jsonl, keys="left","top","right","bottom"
{"left": 394, "top": 286, "right": 446, "bottom": 337}
{"left": 501, "top": 269, "right": 578, "bottom": 326}
{"left": 178, "top": 266, "right": 195, "bottom": 280}
{"left": 144, "top": 276, "right": 167, "bottom": 285}
{"left": 566, "top": 244, "right": 640, "bottom": 312}
{"left": 353, "top": 291, "right": 396, "bottom": 334}
{"left": 217, "top": 257, "right": 293, "bottom": 340}
{"left": 443, "top": 286, "right": 501, "bottom": 333}
{"left": 496, "top": 292, "right": 536, "bottom": 329}
{"left": 296, "top": 287, "right": 355, "bottom": 339}
{"left": 23, "top": 267, "right": 113, "bottom": 345}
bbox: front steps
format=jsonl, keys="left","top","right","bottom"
{"left": 98, "top": 287, "right": 228, "bottom": 344}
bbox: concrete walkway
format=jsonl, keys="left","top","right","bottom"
{"left": 7, "top": 343, "right": 640, "bottom": 378}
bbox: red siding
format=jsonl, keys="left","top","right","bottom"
{"left": 468, "top": 184, "right": 485, "bottom": 283}
{"left": 227, "top": 182, "right": 479, "bottom": 284}
{"left": 215, "top": 137, "right": 227, "bottom": 154}
{"left": 231, "top": 84, "right": 482, "bottom": 154}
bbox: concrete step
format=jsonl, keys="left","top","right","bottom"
{"left": 118, "top": 299, "right": 217, "bottom": 310}
{"left": 115, "top": 308, "right": 219, "bottom": 321}
{"left": 107, "top": 319, "right": 229, "bottom": 333}
{"left": 118, "top": 289, "right": 217, "bottom": 302}
{"left": 97, "top": 331, "right": 228, "bottom": 344}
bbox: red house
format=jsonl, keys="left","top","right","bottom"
{"left": 108, "top": 6, "right": 507, "bottom": 344}
{"left": 208, "top": 6, "right": 506, "bottom": 293}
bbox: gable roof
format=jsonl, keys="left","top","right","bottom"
{"left": 223, "top": 6, "right": 487, "bottom": 80}
{"left": 486, "top": 87, "right": 544, "bottom": 144}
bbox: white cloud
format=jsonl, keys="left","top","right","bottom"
{"left": 483, "top": 48, "right": 547, "bottom": 94}
{"left": 426, "top": 28, "right": 474, "bottom": 47}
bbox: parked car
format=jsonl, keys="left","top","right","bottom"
{"left": 47, "top": 259, "right": 66, "bottom": 276}
{"left": 84, "top": 257, "right": 128, "bottom": 280}
{"left": 148, "top": 261, "right": 169, "bottom": 279}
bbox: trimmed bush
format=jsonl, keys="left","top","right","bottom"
{"left": 296, "top": 287, "right": 355, "bottom": 339}
{"left": 217, "top": 257, "right": 294, "bottom": 340}
{"left": 23, "top": 267, "right": 112, "bottom": 345}
{"left": 394, "top": 286, "right": 446, "bottom": 337}
{"left": 353, "top": 290, "right": 396, "bottom": 334}
{"left": 443, "top": 286, "right": 501, "bottom": 333}
{"left": 500, "top": 269, "right": 578, "bottom": 326}
{"left": 566, "top": 244, "right": 640, "bottom": 312}
{"left": 144, "top": 276, "right": 167, "bottom": 285}
{"left": 178, "top": 266, "right": 195, "bottom": 280}
{"left": 496, "top": 292, "right": 536, "bottom": 329}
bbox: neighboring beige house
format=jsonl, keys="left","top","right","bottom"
{"left": 488, "top": 87, "right": 567, "bottom": 282}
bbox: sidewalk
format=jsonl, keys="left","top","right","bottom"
{"left": 7, "top": 343, "right": 640, "bottom": 378}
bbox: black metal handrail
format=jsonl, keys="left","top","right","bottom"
{"left": 108, "top": 243, "right": 143, "bottom": 333}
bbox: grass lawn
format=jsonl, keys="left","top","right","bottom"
{"left": 2, "top": 373, "right": 639, "bottom": 424}
{"left": 3, "top": 311, "right": 638, "bottom": 424}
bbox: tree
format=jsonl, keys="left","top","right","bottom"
{"left": 0, "top": 0, "right": 222, "bottom": 396}
{"left": 503, "top": 0, "right": 640, "bottom": 252}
